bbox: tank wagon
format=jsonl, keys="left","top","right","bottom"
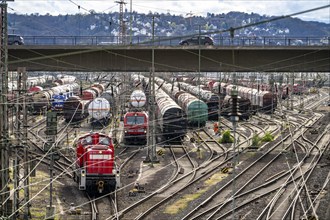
{"left": 73, "top": 132, "right": 120, "bottom": 193}
{"left": 81, "top": 83, "right": 105, "bottom": 100}
{"left": 177, "top": 92, "right": 208, "bottom": 126}
{"left": 31, "top": 82, "right": 80, "bottom": 113}
{"left": 100, "top": 88, "right": 117, "bottom": 114}
{"left": 28, "top": 86, "right": 43, "bottom": 93}
{"left": 179, "top": 82, "right": 219, "bottom": 120}
{"left": 157, "top": 79, "right": 208, "bottom": 127}
{"left": 123, "top": 111, "right": 148, "bottom": 145}
{"left": 131, "top": 74, "right": 144, "bottom": 88}
{"left": 54, "top": 75, "right": 76, "bottom": 86}
{"left": 9, "top": 74, "right": 54, "bottom": 90}
{"left": 155, "top": 88, "right": 187, "bottom": 142}
{"left": 130, "top": 89, "right": 147, "bottom": 109}
{"left": 87, "top": 85, "right": 117, "bottom": 126}
{"left": 25, "top": 75, "right": 55, "bottom": 88}
{"left": 211, "top": 82, "right": 277, "bottom": 114}
{"left": 63, "top": 96, "right": 91, "bottom": 122}
{"left": 221, "top": 95, "right": 251, "bottom": 120}
{"left": 88, "top": 97, "right": 112, "bottom": 126}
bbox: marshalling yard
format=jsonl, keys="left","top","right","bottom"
{"left": 1, "top": 71, "right": 329, "bottom": 220}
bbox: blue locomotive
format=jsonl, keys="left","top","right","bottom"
{"left": 51, "top": 91, "right": 73, "bottom": 111}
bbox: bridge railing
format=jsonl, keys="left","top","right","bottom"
{"left": 21, "top": 35, "right": 329, "bottom": 47}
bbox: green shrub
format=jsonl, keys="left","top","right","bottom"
{"left": 261, "top": 132, "right": 274, "bottom": 142}
{"left": 219, "top": 130, "right": 234, "bottom": 143}
{"left": 252, "top": 133, "right": 261, "bottom": 146}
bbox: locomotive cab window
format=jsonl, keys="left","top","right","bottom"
{"left": 99, "top": 137, "right": 110, "bottom": 145}
{"left": 126, "top": 116, "right": 145, "bottom": 125}
{"left": 81, "top": 136, "right": 93, "bottom": 145}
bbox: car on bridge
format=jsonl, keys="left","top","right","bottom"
{"left": 179, "top": 35, "right": 214, "bottom": 46}
{"left": 8, "top": 34, "right": 24, "bottom": 45}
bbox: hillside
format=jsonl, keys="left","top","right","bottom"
{"left": 8, "top": 11, "right": 329, "bottom": 38}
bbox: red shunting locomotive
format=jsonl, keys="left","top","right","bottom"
{"left": 73, "top": 132, "right": 120, "bottom": 193}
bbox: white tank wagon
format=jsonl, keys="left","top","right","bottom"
{"left": 51, "top": 83, "right": 80, "bottom": 95}
{"left": 88, "top": 97, "right": 111, "bottom": 125}
{"left": 130, "top": 90, "right": 147, "bottom": 108}
{"left": 54, "top": 75, "right": 76, "bottom": 85}
{"left": 131, "top": 74, "right": 143, "bottom": 87}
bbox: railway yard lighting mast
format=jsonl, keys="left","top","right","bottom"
{"left": 0, "top": 0, "right": 14, "bottom": 218}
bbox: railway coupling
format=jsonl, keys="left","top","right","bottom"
{"left": 97, "top": 180, "right": 104, "bottom": 193}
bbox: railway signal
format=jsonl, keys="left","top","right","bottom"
{"left": 45, "top": 111, "right": 58, "bottom": 136}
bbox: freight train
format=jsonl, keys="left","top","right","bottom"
{"left": 178, "top": 82, "right": 219, "bottom": 120}
{"left": 73, "top": 132, "right": 120, "bottom": 193}
{"left": 155, "top": 88, "right": 187, "bottom": 142}
{"left": 141, "top": 76, "right": 187, "bottom": 142}
{"left": 211, "top": 82, "right": 277, "bottom": 113}
{"left": 155, "top": 77, "right": 208, "bottom": 127}
{"left": 63, "top": 84, "right": 106, "bottom": 122}
{"left": 30, "top": 83, "right": 80, "bottom": 113}
{"left": 63, "top": 96, "right": 91, "bottom": 122}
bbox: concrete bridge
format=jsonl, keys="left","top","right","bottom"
{"left": 8, "top": 45, "right": 329, "bottom": 72}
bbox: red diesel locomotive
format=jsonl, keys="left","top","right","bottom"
{"left": 73, "top": 132, "right": 120, "bottom": 193}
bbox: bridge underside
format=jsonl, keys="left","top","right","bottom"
{"left": 8, "top": 46, "right": 329, "bottom": 72}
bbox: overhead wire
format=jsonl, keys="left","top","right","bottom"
{"left": 3, "top": 3, "right": 328, "bottom": 217}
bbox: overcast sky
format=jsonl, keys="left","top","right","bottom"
{"left": 7, "top": 0, "right": 330, "bottom": 23}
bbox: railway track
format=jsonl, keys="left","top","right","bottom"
{"left": 173, "top": 111, "right": 320, "bottom": 219}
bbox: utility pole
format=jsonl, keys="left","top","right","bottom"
{"left": 230, "top": 86, "right": 240, "bottom": 220}
{"left": 0, "top": 1, "right": 13, "bottom": 218}
{"left": 115, "top": 0, "right": 126, "bottom": 44}
{"left": 270, "top": 73, "right": 274, "bottom": 116}
{"left": 291, "top": 72, "right": 294, "bottom": 110}
{"left": 109, "top": 16, "right": 113, "bottom": 42}
{"left": 13, "top": 67, "right": 30, "bottom": 220}
{"left": 129, "top": 0, "right": 132, "bottom": 44}
{"left": 145, "top": 14, "right": 159, "bottom": 165}
{"left": 218, "top": 63, "right": 222, "bottom": 130}
{"left": 45, "top": 111, "right": 58, "bottom": 220}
